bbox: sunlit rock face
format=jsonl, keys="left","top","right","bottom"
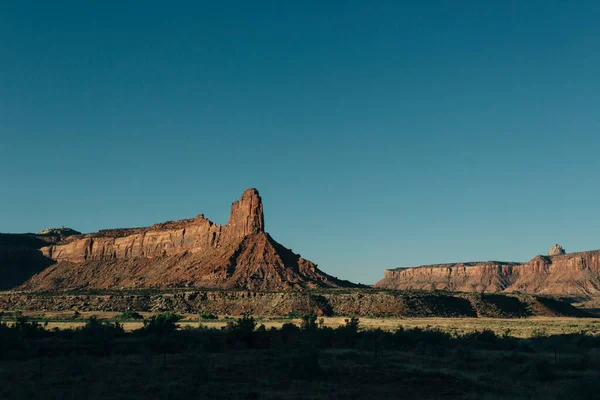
{"left": 375, "top": 247, "right": 600, "bottom": 296}
{"left": 24, "top": 189, "right": 355, "bottom": 291}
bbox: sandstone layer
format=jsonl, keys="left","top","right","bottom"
{"left": 375, "top": 250, "right": 600, "bottom": 296}
{"left": 20, "top": 189, "right": 354, "bottom": 291}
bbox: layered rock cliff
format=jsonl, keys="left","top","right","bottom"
{"left": 20, "top": 189, "right": 354, "bottom": 291}
{"left": 0, "top": 229, "right": 80, "bottom": 290}
{"left": 375, "top": 249, "right": 600, "bottom": 296}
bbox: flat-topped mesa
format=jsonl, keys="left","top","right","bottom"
{"left": 375, "top": 248, "right": 600, "bottom": 296}
{"left": 40, "top": 188, "right": 265, "bottom": 263}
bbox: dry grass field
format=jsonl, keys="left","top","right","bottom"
{"left": 8, "top": 310, "right": 600, "bottom": 338}
{"left": 2, "top": 311, "right": 600, "bottom": 399}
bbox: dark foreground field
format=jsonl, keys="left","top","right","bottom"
{"left": 1, "top": 314, "right": 599, "bottom": 399}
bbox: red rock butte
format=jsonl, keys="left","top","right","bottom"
{"left": 22, "top": 189, "right": 355, "bottom": 291}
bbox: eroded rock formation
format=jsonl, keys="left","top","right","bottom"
{"left": 21, "top": 189, "right": 354, "bottom": 291}
{"left": 0, "top": 230, "right": 78, "bottom": 290}
{"left": 548, "top": 244, "right": 566, "bottom": 256}
{"left": 375, "top": 249, "right": 600, "bottom": 296}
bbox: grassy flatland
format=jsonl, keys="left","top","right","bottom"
{"left": 7, "top": 310, "right": 600, "bottom": 338}
{"left": 2, "top": 312, "right": 600, "bottom": 399}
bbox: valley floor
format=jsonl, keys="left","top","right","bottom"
{"left": 2, "top": 311, "right": 600, "bottom": 399}
{"left": 1, "top": 335, "right": 599, "bottom": 399}
{"left": 4, "top": 311, "right": 600, "bottom": 338}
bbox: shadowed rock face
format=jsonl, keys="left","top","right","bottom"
{"left": 21, "top": 189, "right": 355, "bottom": 291}
{"left": 374, "top": 250, "right": 600, "bottom": 296}
{"left": 0, "top": 230, "right": 79, "bottom": 290}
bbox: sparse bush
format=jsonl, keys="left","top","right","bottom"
{"left": 230, "top": 314, "right": 256, "bottom": 335}
{"left": 200, "top": 312, "right": 218, "bottom": 320}
{"left": 78, "top": 316, "right": 124, "bottom": 339}
{"left": 334, "top": 317, "right": 360, "bottom": 347}
{"left": 339, "top": 317, "right": 360, "bottom": 334}
{"left": 300, "top": 314, "right": 318, "bottom": 331}
{"left": 13, "top": 316, "right": 48, "bottom": 339}
{"left": 532, "top": 327, "right": 548, "bottom": 338}
{"left": 139, "top": 312, "right": 183, "bottom": 335}
{"left": 116, "top": 311, "right": 144, "bottom": 320}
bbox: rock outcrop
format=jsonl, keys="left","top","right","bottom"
{"left": 548, "top": 244, "right": 566, "bottom": 256}
{"left": 20, "top": 189, "right": 355, "bottom": 291}
{"left": 0, "top": 230, "right": 74, "bottom": 290}
{"left": 37, "top": 227, "right": 81, "bottom": 237}
{"left": 375, "top": 249, "right": 600, "bottom": 296}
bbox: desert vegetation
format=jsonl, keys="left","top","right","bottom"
{"left": 0, "top": 313, "right": 599, "bottom": 399}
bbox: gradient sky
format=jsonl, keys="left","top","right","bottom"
{"left": 1, "top": 1, "right": 599, "bottom": 284}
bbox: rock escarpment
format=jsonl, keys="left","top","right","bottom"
{"left": 375, "top": 247, "right": 600, "bottom": 296}
{"left": 0, "top": 229, "right": 80, "bottom": 290}
{"left": 21, "top": 189, "right": 354, "bottom": 291}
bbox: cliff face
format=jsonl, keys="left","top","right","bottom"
{"left": 40, "top": 189, "right": 264, "bottom": 263}
{"left": 375, "top": 251, "right": 600, "bottom": 296}
{"left": 0, "top": 230, "right": 79, "bottom": 290}
{"left": 22, "top": 189, "right": 354, "bottom": 291}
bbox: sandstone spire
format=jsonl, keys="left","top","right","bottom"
{"left": 227, "top": 188, "right": 265, "bottom": 238}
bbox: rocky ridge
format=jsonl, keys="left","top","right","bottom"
{"left": 21, "top": 189, "right": 354, "bottom": 291}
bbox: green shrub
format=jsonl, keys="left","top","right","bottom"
{"left": 340, "top": 317, "right": 360, "bottom": 334}
{"left": 229, "top": 314, "right": 256, "bottom": 335}
{"left": 200, "top": 312, "right": 218, "bottom": 320}
{"left": 139, "top": 312, "right": 183, "bottom": 335}
{"left": 300, "top": 314, "right": 318, "bottom": 331}
{"left": 116, "top": 311, "right": 144, "bottom": 320}
{"left": 13, "top": 316, "right": 48, "bottom": 339}
{"left": 78, "top": 316, "right": 124, "bottom": 339}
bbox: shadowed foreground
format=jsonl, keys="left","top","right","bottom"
{"left": 1, "top": 315, "right": 599, "bottom": 399}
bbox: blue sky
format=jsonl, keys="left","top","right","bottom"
{"left": 1, "top": 1, "right": 599, "bottom": 284}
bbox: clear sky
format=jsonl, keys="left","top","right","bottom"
{"left": 1, "top": 1, "right": 599, "bottom": 284}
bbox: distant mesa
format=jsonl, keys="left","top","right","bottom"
{"left": 548, "top": 244, "right": 566, "bottom": 256}
{"left": 20, "top": 188, "right": 357, "bottom": 291}
{"left": 375, "top": 244, "right": 600, "bottom": 296}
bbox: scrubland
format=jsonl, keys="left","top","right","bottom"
{"left": 0, "top": 312, "right": 599, "bottom": 399}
